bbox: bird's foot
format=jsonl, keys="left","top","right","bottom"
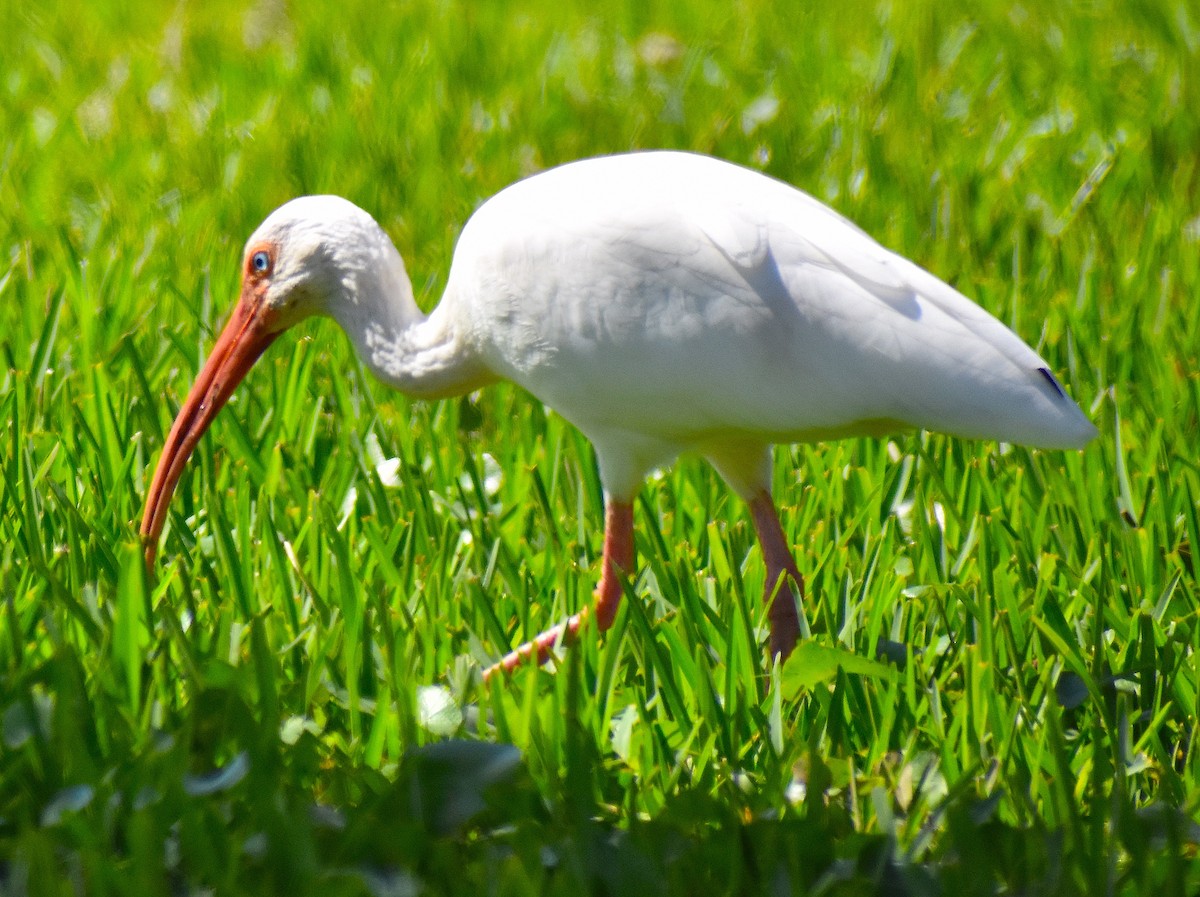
{"left": 483, "top": 505, "right": 630, "bottom": 682}
{"left": 481, "top": 609, "right": 588, "bottom": 681}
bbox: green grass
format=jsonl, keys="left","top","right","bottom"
{"left": 2, "top": 0, "right": 1198, "bottom": 893}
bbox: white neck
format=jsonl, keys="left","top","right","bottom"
{"left": 325, "top": 238, "right": 493, "bottom": 399}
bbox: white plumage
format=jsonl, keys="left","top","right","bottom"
{"left": 141, "top": 151, "right": 1096, "bottom": 676}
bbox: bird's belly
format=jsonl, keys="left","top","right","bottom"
{"left": 489, "top": 325, "right": 883, "bottom": 446}
{"left": 471, "top": 271, "right": 905, "bottom": 444}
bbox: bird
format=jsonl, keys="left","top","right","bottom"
{"left": 139, "top": 150, "right": 1097, "bottom": 679}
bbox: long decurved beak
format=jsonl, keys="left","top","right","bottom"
{"left": 140, "top": 287, "right": 281, "bottom": 565}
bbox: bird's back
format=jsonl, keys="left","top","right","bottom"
{"left": 448, "top": 152, "right": 1096, "bottom": 453}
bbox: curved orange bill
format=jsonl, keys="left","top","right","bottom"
{"left": 140, "top": 291, "right": 280, "bottom": 565}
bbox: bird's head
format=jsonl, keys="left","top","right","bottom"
{"left": 139, "top": 195, "right": 399, "bottom": 563}
{"left": 239, "top": 195, "right": 400, "bottom": 328}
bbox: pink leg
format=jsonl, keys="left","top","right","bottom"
{"left": 748, "top": 490, "right": 804, "bottom": 660}
{"left": 483, "top": 500, "right": 634, "bottom": 680}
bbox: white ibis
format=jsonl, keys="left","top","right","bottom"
{"left": 140, "top": 150, "right": 1097, "bottom": 678}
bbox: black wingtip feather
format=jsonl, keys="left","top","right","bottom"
{"left": 1037, "top": 367, "right": 1067, "bottom": 399}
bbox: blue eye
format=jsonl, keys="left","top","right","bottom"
{"left": 251, "top": 250, "right": 271, "bottom": 273}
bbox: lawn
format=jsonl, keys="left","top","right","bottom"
{"left": 1, "top": 0, "right": 1198, "bottom": 893}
